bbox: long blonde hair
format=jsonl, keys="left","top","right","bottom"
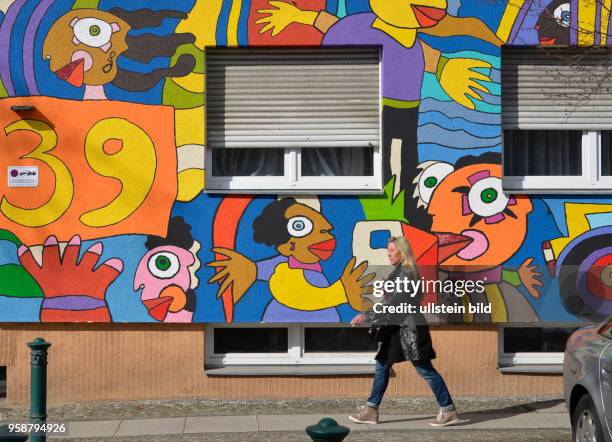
{"left": 389, "top": 236, "right": 420, "bottom": 279}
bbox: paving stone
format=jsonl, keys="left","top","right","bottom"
{"left": 114, "top": 417, "right": 185, "bottom": 437}
{"left": 63, "top": 420, "right": 120, "bottom": 438}
{"left": 184, "top": 415, "right": 258, "bottom": 433}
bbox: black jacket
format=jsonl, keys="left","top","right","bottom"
{"left": 364, "top": 265, "right": 436, "bottom": 362}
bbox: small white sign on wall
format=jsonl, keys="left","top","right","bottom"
{"left": 8, "top": 166, "right": 39, "bottom": 188}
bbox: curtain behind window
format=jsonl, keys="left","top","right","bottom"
{"left": 301, "top": 147, "right": 373, "bottom": 176}
{"left": 503, "top": 130, "right": 582, "bottom": 176}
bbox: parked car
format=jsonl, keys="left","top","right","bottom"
{"left": 564, "top": 318, "right": 612, "bottom": 442}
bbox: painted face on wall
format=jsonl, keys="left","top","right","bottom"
{"left": 276, "top": 204, "right": 336, "bottom": 264}
{"left": 420, "top": 161, "right": 533, "bottom": 271}
{"left": 134, "top": 244, "right": 200, "bottom": 322}
{"left": 369, "top": 0, "right": 447, "bottom": 29}
{"left": 535, "top": 0, "right": 571, "bottom": 45}
{"left": 43, "top": 10, "right": 129, "bottom": 87}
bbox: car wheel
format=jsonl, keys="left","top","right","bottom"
{"left": 572, "top": 394, "right": 605, "bottom": 442}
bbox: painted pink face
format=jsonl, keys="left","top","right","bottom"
{"left": 134, "top": 245, "right": 194, "bottom": 299}
{"left": 134, "top": 246, "right": 195, "bottom": 321}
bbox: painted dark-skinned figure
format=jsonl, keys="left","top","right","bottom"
{"left": 256, "top": 0, "right": 502, "bottom": 227}
{"left": 43, "top": 8, "right": 196, "bottom": 99}
{"left": 207, "top": 198, "right": 374, "bottom": 322}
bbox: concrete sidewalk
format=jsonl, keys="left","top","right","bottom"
{"left": 44, "top": 402, "right": 569, "bottom": 439}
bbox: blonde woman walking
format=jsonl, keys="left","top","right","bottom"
{"left": 349, "top": 236, "right": 458, "bottom": 426}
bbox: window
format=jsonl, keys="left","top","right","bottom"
{"left": 205, "top": 47, "right": 382, "bottom": 192}
{"left": 598, "top": 320, "right": 612, "bottom": 339}
{"left": 502, "top": 47, "right": 612, "bottom": 191}
{"left": 205, "top": 324, "right": 377, "bottom": 372}
{"left": 498, "top": 326, "right": 578, "bottom": 373}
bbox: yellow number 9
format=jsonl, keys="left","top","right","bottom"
{"left": 1, "top": 120, "right": 73, "bottom": 227}
{"left": 81, "top": 118, "right": 157, "bottom": 227}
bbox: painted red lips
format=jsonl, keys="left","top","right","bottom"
{"left": 56, "top": 58, "right": 84, "bottom": 87}
{"left": 308, "top": 238, "right": 337, "bottom": 261}
{"left": 411, "top": 5, "right": 447, "bottom": 27}
{"left": 142, "top": 296, "right": 173, "bottom": 322}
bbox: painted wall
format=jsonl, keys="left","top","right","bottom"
{"left": 0, "top": 0, "right": 610, "bottom": 323}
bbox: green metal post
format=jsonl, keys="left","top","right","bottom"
{"left": 305, "top": 417, "right": 350, "bottom": 442}
{"left": 27, "top": 338, "right": 51, "bottom": 442}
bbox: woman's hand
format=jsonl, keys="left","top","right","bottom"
{"left": 351, "top": 313, "right": 366, "bottom": 326}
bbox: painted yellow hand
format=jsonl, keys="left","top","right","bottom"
{"left": 341, "top": 257, "right": 375, "bottom": 312}
{"left": 256, "top": 1, "right": 317, "bottom": 36}
{"left": 439, "top": 58, "right": 492, "bottom": 109}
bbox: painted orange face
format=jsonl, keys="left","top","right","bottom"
{"left": 276, "top": 204, "right": 336, "bottom": 264}
{"left": 428, "top": 163, "right": 532, "bottom": 272}
{"left": 43, "top": 9, "right": 129, "bottom": 87}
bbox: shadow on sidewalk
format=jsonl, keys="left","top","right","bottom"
{"left": 377, "top": 398, "right": 566, "bottom": 426}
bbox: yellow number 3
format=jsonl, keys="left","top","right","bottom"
{"left": 1, "top": 120, "right": 73, "bottom": 227}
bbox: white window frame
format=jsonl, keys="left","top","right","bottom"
{"left": 205, "top": 323, "right": 376, "bottom": 367}
{"left": 503, "top": 130, "right": 612, "bottom": 192}
{"left": 204, "top": 47, "right": 383, "bottom": 194}
{"left": 497, "top": 326, "right": 567, "bottom": 371}
{"left": 204, "top": 146, "right": 383, "bottom": 194}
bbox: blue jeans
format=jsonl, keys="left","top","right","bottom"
{"left": 366, "top": 359, "right": 454, "bottom": 411}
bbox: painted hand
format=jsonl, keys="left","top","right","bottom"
{"left": 256, "top": 1, "right": 316, "bottom": 36}
{"left": 17, "top": 235, "right": 123, "bottom": 321}
{"left": 341, "top": 257, "right": 375, "bottom": 311}
{"left": 350, "top": 313, "right": 366, "bottom": 326}
{"left": 518, "top": 257, "right": 544, "bottom": 298}
{"left": 438, "top": 57, "right": 492, "bottom": 109}
{"left": 206, "top": 247, "right": 257, "bottom": 303}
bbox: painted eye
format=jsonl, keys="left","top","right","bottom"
{"left": 467, "top": 177, "right": 509, "bottom": 217}
{"left": 73, "top": 18, "right": 113, "bottom": 48}
{"left": 287, "top": 216, "right": 313, "bottom": 237}
{"left": 148, "top": 252, "right": 180, "bottom": 279}
{"left": 553, "top": 3, "right": 571, "bottom": 27}
{"left": 418, "top": 162, "right": 454, "bottom": 205}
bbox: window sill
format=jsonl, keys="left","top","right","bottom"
{"left": 503, "top": 188, "right": 612, "bottom": 194}
{"left": 498, "top": 364, "right": 563, "bottom": 374}
{"left": 204, "top": 188, "right": 385, "bottom": 195}
{"left": 204, "top": 364, "right": 375, "bottom": 376}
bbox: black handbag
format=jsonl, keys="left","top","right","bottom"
{"left": 368, "top": 325, "right": 389, "bottom": 342}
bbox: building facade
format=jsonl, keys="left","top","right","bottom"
{"left": 0, "top": 0, "right": 610, "bottom": 404}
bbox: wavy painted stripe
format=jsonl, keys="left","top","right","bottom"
{"left": 23, "top": 0, "right": 52, "bottom": 95}
{"left": 418, "top": 143, "right": 502, "bottom": 163}
{"left": 420, "top": 98, "right": 501, "bottom": 123}
{"left": 237, "top": 0, "right": 251, "bottom": 46}
{"left": 0, "top": 0, "right": 27, "bottom": 96}
{"left": 226, "top": 0, "right": 242, "bottom": 46}
{"left": 418, "top": 123, "right": 501, "bottom": 148}
{"left": 216, "top": 0, "right": 233, "bottom": 46}
{"left": 418, "top": 112, "right": 501, "bottom": 138}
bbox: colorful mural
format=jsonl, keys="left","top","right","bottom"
{"left": 0, "top": 0, "right": 610, "bottom": 323}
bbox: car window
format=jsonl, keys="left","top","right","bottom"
{"left": 599, "top": 321, "right": 612, "bottom": 339}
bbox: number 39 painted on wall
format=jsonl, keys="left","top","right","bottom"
{"left": 0, "top": 97, "right": 177, "bottom": 245}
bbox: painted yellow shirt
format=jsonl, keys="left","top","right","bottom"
{"left": 268, "top": 263, "right": 347, "bottom": 311}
